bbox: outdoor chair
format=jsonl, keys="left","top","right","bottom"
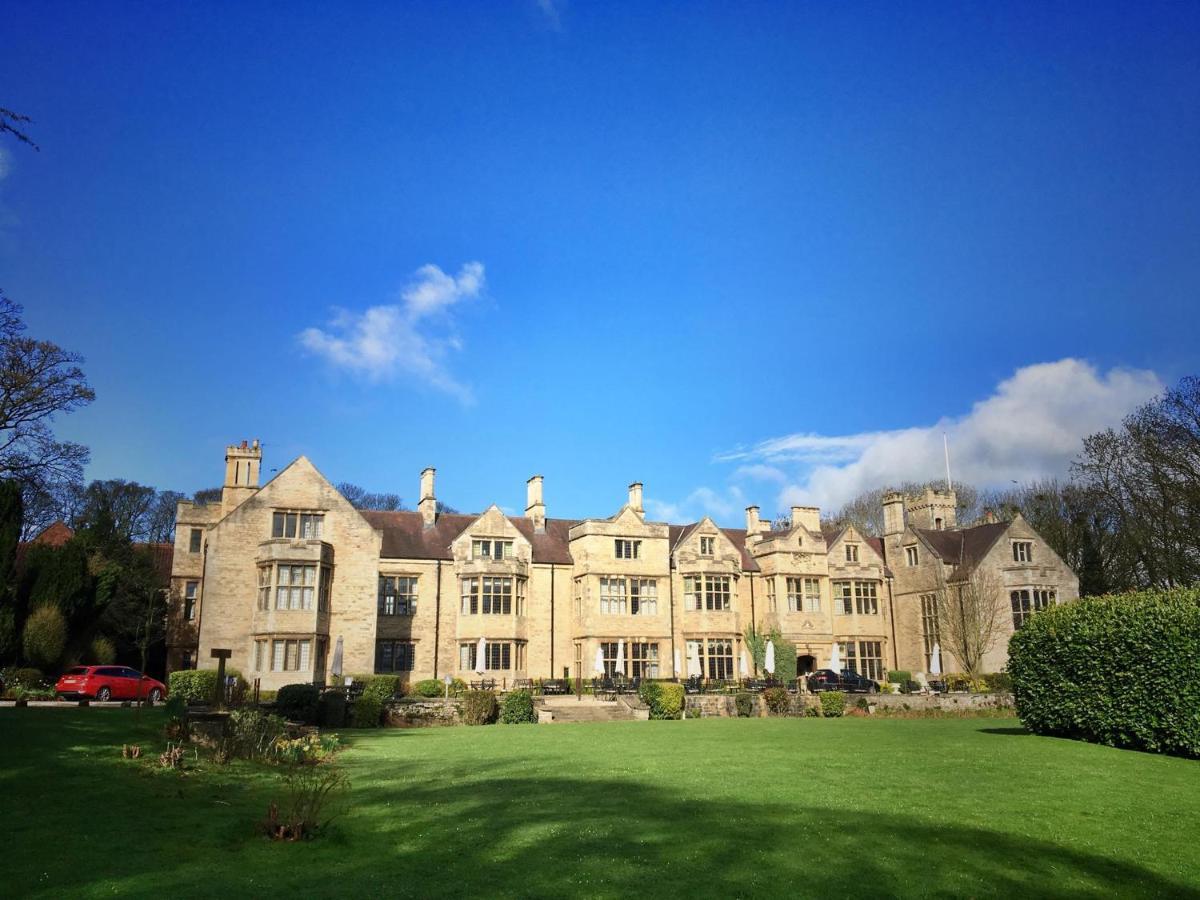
{"left": 684, "top": 676, "right": 702, "bottom": 695}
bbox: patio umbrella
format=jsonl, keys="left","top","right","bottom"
{"left": 930, "top": 642, "right": 942, "bottom": 676}
{"left": 475, "top": 637, "right": 487, "bottom": 675}
{"left": 330, "top": 635, "right": 343, "bottom": 682}
{"left": 740, "top": 648, "right": 750, "bottom": 676}
{"left": 594, "top": 646, "right": 606, "bottom": 676}
{"left": 765, "top": 640, "right": 776, "bottom": 676}
{"left": 687, "top": 642, "right": 702, "bottom": 678}
{"left": 829, "top": 643, "right": 842, "bottom": 672}
{"left": 615, "top": 640, "right": 625, "bottom": 678}
{"left": 674, "top": 649, "right": 681, "bottom": 677}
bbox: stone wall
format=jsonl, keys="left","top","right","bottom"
{"left": 384, "top": 698, "right": 463, "bottom": 727}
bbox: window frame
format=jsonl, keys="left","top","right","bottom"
{"left": 845, "top": 543, "right": 859, "bottom": 563}
{"left": 614, "top": 539, "right": 641, "bottom": 559}
{"left": 905, "top": 545, "right": 919, "bottom": 566}
{"left": 1012, "top": 541, "right": 1033, "bottom": 563}
{"left": 271, "top": 510, "right": 325, "bottom": 540}
{"left": 183, "top": 581, "right": 198, "bottom": 621}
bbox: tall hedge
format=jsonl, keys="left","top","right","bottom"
{"left": 1008, "top": 588, "right": 1200, "bottom": 758}
{"left": 168, "top": 668, "right": 245, "bottom": 704}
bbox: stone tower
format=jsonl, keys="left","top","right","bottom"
{"left": 222, "top": 439, "right": 262, "bottom": 513}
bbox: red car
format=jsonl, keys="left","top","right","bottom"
{"left": 55, "top": 666, "right": 167, "bottom": 703}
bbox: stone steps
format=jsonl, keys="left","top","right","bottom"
{"left": 536, "top": 696, "right": 645, "bottom": 723}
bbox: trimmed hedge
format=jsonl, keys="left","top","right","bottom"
{"left": 6, "top": 667, "right": 45, "bottom": 688}
{"left": 168, "top": 668, "right": 245, "bottom": 704}
{"left": 275, "top": 683, "right": 321, "bottom": 723}
{"left": 462, "top": 690, "right": 498, "bottom": 725}
{"left": 351, "top": 695, "right": 383, "bottom": 728}
{"left": 499, "top": 689, "right": 537, "bottom": 724}
{"left": 638, "top": 681, "right": 685, "bottom": 719}
{"left": 819, "top": 691, "right": 846, "bottom": 717}
{"left": 1009, "top": 588, "right": 1200, "bottom": 758}
{"left": 318, "top": 690, "right": 347, "bottom": 728}
{"left": 411, "top": 677, "right": 467, "bottom": 698}
{"left": 359, "top": 675, "right": 401, "bottom": 703}
{"left": 887, "top": 670, "right": 911, "bottom": 685}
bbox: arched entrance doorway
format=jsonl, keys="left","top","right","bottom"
{"left": 796, "top": 654, "right": 817, "bottom": 675}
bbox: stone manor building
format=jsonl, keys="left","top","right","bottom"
{"left": 167, "top": 441, "right": 1079, "bottom": 690}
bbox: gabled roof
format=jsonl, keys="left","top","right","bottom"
{"left": 667, "top": 522, "right": 760, "bottom": 572}
{"left": 360, "top": 510, "right": 578, "bottom": 565}
{"left": 31, "top": 521, "right": 74, "bottom": 547}
{"left": 914, "top": 521, "right": 1010, "bottom": 577}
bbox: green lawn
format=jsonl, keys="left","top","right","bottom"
{"left": 4, "top": 710, "right": 1199, "bottom": 898}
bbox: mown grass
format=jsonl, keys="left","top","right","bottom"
{"left": 3, "top": 710, "right": 1199, "bottom": 898}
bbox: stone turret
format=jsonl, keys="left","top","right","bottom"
{"left": 222, "top": 439, "right": 261, "bottom": 513}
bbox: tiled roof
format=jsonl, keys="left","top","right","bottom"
{"left": 31, "top": 521, "right": 74, "bottom": 547}
{"left": 363, "top": 511, "right": 760, "bottom": 570}
{"left": 359, "top": 511, "right": 578, "bottom": 565}
{"left": 914, "top": 521, "right": 1010, "bottom": 576}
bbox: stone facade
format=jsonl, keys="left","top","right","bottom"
{"left": 167, "top": 444, "right": 1078, "bottom": 689}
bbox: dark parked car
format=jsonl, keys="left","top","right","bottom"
{"left": 806, "top": 668, "right": 880, "bottom": 693}
{"left": 55, "top": 666, "right": 167, "bottom": 702}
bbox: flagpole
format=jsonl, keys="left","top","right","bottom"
{"left": 943, "top": 432, "right": 953, "bottom": 491}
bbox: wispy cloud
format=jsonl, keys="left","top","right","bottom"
{"left": 299, "top": 262, "right": 485, "bottom": 403}
{"left": 645, "top": 485, "right": 745, "bottom": 524}
{"left": 535, "top": 0, "right": 563, "bottom": 29}
{"left": 722, "top": 359, "right": 1163, "bottom": 514}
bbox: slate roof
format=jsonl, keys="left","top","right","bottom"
{"left": 914, "top": 521, "right": 1010, "bottom": 577}
{"left": 359, "top": 510, "right": 578, "bottom": 565}
{"left": 364, "top": 511, "right": 763, "bottom": 570}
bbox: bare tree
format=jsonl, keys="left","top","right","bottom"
{"left": 336, "top": 482, "right": 405, "bottom": 511}
{"left": 0, "top": 107, "right": 38, "bottom": 150}
{"left": 0, "top": 294, "right": 94, "bottom": 517}
{"left": 932, "top": 564, "right": 1006, "bottom": 678}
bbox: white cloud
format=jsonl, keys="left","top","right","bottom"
{"left": 732, "top": 463, "right": 788, "bottom": 483}
{"left": 722, "top": 359, "right": 1163, "bottom": 515}
{"left": 645, "top": 485, "right": 745, "bottom": 524}
{"left": 299, "top": 261, "right": 485, "bottom": 403}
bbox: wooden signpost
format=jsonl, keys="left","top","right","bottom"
{"left": 210, "top": 648, "right": 232, "bottom": 708}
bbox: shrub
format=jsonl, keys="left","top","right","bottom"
{"left": 90, "top": 636, "right": 117, "bottom": 665}
{"left": 317, "top": 690, "right": 346, "bottom": 728}
{"left": 410, "top": 677, "right": 465, "bottom": 698}
{"left": 261, "top": 766, "right": 349, "bottom": 841}
{"left": 225, "top": 708, "right": 288, "bottom": 760}
{"left": 276, "top": 683, "right": 321, "bottom": 723}
{"left": 981, "top": 672, "right": 1013, "bottom": 693}
{"left": 734, "top": 692, "right": 754, "bottom": 718}
{"left": 168, "top": 668, "right": 246, "bottom": 705}
{"left": 461, "top": 690, "right": 498, "bottom": 725}
{"left": 820, "top": 691, "right": 846, "bottom": 718}
{"left": 6, "top": 667, "right": 45, "bottom": 689}
{"left": 500, "top": 689, "right": 537, "bottom": 724}
{"left": 359, "top": 675, "right": 401, "bottom": 703}
{"left": 1009, "top": 588, "right": 1200, "bottom": 758}
{"left": 164, "top": 694, "right": 188, "bottom": 739}
{"left": 886, "top": 670, "right": 911, "bottom": 685}
{"left": 854, "top": 697, "right": 871, "bottom": 711}
{"left": 22, "top": 605, "right": 66, "bottom": 668}
{"left": 763, "top": 686, "right": 791, "bottom": 716}
{"left": 638, "top": 681, "right": 684, "bottom": 719}
{"left": 351, "top": 695, "right": 383, "bottom": 728}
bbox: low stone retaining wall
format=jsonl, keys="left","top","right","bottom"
{"left": 684, "top": 691, "right": 1014, "bottom": 717}
{"left": 868, "top": 692, "right": 1014, "bottom": 713}
{"left": 384, "top": 698, "right": 462, "bottom": 727}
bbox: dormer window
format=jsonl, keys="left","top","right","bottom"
{"left": 272, "top": 511, "right": 324, "bottom": 540}
{"left": 845, "top": 544, "right": 859, "bottom": 563}
{"left": 472, "top": 539, "right": 513, "bottom": 560}
{"left": 1013, "top": 541, "right": 1033, "bottom": 563}
{"left": 905, "top": 546, "right": 919, "bottom": 566}
{"left": 615, "top": 539, "right": 641, "bottom": 559}
{"left": 699, "top": 536, "right": 715, "bottom": 556}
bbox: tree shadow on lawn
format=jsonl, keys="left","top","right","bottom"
{"left": 977, "top": 726, "right": 1031, "bottom": 736}
{"left": 9, "top": 715, "right": 1198, "bottom": 899}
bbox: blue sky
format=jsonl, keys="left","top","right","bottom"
{"left": 2, "top": 1, "right": 1197, "bottom": 524}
